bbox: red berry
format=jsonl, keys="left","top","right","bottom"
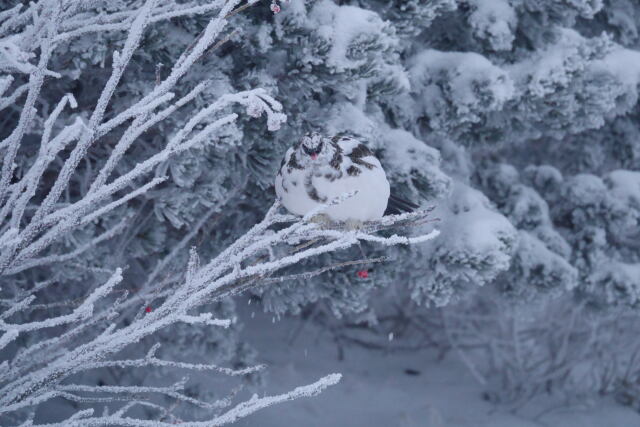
{"left": 357, "top": 270, "right": 368, "bottom": 279}
{"left": 270, "top": 3, "right": 281, "bottom": 13}
{"left": 145, "top": 306, "right": 152, "bottom": 313}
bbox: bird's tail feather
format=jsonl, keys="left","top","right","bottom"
{"left": 385, "top": 193, "right": 419, "bottom": 216}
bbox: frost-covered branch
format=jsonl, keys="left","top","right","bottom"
{"left": 0, "top": 270, "right": 122, "bottom": 351}
{"left": 24, "top": 373, "right": 342, "bottom": 427}
{"left": 0, "top": 0, "right": 284, "bottom": 276}
{"left": 0, "top": 193, "right": 437, "bottom": 423}
{"left": 0, "top": 1, "right": 443, "bottom": 424}
{"left": 0, "top": 1, "right": 331, "bottom": 425}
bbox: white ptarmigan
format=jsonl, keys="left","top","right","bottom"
{"left": 275, "top": 133, "right": 394, "bottom": 222}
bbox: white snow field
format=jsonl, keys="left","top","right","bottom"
{"left": 237, "top": 308, "right": 640, "bottom": 427}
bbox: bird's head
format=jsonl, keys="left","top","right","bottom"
{"left": 298, "top": 132, "right": 329, "bottom": 163}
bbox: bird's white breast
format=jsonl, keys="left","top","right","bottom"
{"left": 275, "top": 143, "right": 390, "bottom": 222}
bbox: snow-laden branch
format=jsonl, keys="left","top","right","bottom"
{"left": 0, "top": 270, "right": 122, "bottom": 351}
{"left": 0, "top": 1, "right": 440, "bottom": 424}
{"left": 0, "top": 0, "right": 285, "bottom": 277}
{"left": 0, "top": 1, "right": 349, "bottom": 425}
{"left": 0, "top": 191, "right": 438, "bottom": 422}
{"left": 77, "top": 342, "right": 265, "bottom": 377}
{"left": 24, "top": 373, "right": 342, "bottom": 427}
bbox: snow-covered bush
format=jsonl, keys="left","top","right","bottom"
{"left": 231, "top": 0, "right": 640, "bottom": 407}
{"left": 440, "top": 288, "right": 640, "bottom": 407}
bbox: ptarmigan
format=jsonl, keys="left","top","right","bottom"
{"left": 275, "top": 133, "right": 412, "bottom": 222}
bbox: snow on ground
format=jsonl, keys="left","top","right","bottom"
{"left": 236, "top": 307, "right": 640, "bottom": 427}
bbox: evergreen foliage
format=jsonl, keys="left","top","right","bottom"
{"left": 2, "top": 0, "right": 640, "bottom": 421}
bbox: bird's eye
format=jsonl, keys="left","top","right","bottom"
{"left": 302, "top": 141, "right": 322, "bottom": 157}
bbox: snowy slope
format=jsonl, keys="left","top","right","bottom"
{"left": 236, "top": 308, "right": 640, "bottom": 427}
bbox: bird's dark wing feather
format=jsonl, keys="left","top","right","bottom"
{"left": 384, "top": 193, "right": 420, "bottom": 216}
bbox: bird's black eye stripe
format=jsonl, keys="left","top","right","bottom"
{"left": 303, "top": 142, "right": 323, "bottom": 156}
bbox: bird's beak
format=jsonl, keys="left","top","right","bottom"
{"left": 311, "top": 153, "right": 318, "bottom": 160}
